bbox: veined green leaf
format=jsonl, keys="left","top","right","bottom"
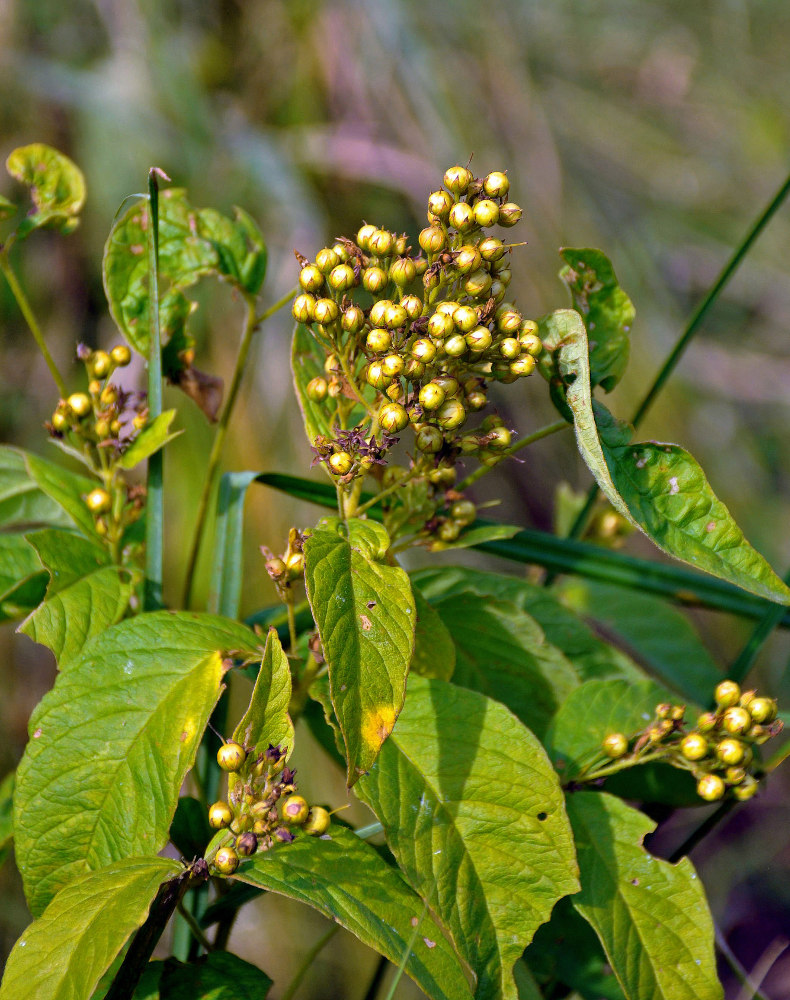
{"left": 232, "top": 628, "right": 294, "bottom": 760}
{"left": 0, "top": 447, "right": 73, "bottom": 530}
{"left": 0, "top": 771, "right": 13, "bottom": 869}
{"left": 545, "top": 679, "right": 675, "bottom": 781}
{"left": 23, "top": 451, "right": 99, "bottom": 538}
{"left": 567, "top": 792, "right": 722, "bottom": 1000}
{"left": 117, "top": 410, "right": 182, "bottom": 470}
{"left": 132, "top": 953, "right": 273, "bottom": 1000}
{"left": 19, "top": 530, "right": 131, "bottom": 668}
{"left": 413, "top": 567, "right": 642, "bottom": 683}
{"left": 5, "top": 144, "right": 85, "bottom": 239}
{"left": 556, "top": 578, "right": 721, "bottom": 705}
{"left": 304, "top": 517, "right": 414, "bottom": 784}
{"left": 0, "top": 857, "right": 180, "bottom": 1000}
{"left": 554, "top": 309, "right": 790, "bottom": 605}
{"left": 355, "top": 676, "right": 579, "bottom": 1000}
{"left": 430, "top": 591, "right": 579, "bottom": 739}
{"left": 411, "top": 587, "right": 455, "bottom": 681}
{"left": 292, "top": 323, "right": 334, "bottom": 447}
{"left": 0, "top": 533, "right": 42, "bottom": 596}
{"left": 559, "top": 248, "right": 635, "bottom": 392}
{"left": 235, "top": 827, "right": 473, "bottom": 1000}
{"left": 14, "top": 612, "right": 259, "bottom": 916}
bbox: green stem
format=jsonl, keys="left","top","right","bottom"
{"left": 255, "top": 286, "right": 298, "bottom": 326}
{"left": 145, "top": 170, "right": 165, "bottom": 611}
{"left": 176, "top": 899, "right": 214, "bottom": 953}
{"left": 355, "top": 470, "right": 415, "bottom": 517}
{"left": 565, "top": 168, "right": 790, "bottom": 543}
{"left": 456, "top": 419, "right": 569, "bottom": 491}
{"left": 574, "top": 749, "right": 666, "bottom": 784}
{"left": 727, "top": 568, "right": 790, "bottom": 685}
{"left": 0, "top": 253, "right": 68, "bottom": 399}
{"left": 280, "top": 924, "right": 341, "bottom": 1000}
{"left": 381, "top": 904, "right": 427, "bottom": 1000}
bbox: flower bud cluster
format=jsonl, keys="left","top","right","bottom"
{"left": 596, "top": 680, "right": 781, "bottom": 803}
{"left": 293, "top": 166, "right": 541, "bottom": 545}
{"left": 208, "top": 740, "right": 330, "bottom": 875}
{"left": 261, "top": 528, "right": 305, "bottom": 596}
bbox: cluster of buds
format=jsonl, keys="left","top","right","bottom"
{"left": 261, "top": 528, "right": 305, "bottom": 594}
{"left": 208, "top": 740, "right": 330, "bottom": 875}
{"left": 598, "top": 680, "right": 782, "bottom": 803}
{"left": 292, "top": 165, "right": 542, "bottom": 545}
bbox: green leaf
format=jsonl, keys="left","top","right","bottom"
{"left": 14, "top": 612, "right": 259, "bottom": 916}
{"left": 208, "top": 472, "right": 259, "bottom": 618}
{"left": 512, "top": 962, "right": 544, "bottom": 1000}
{"left": 0, "top": 571, "right": 49, "bottom": 625}
{"left": 135, "top": 952, "right": 273, "bottom": 1000}
{"left": 0, "top": 533, "right": 42, "bottom": 597}
{"left": 567, "top": 792, "right": 722, "bottom": 1000}
{"left": 0, "top": 193, "right": 15, "bottom": 220}
{"left": 232, "top": 628, "right": 294, "bottom": 759}
{"left": 19, "top": 530, "right": 131, "bottom": 668}
{"left": 554, "top": 309, "right": 790, "bottom": 604}
{"left": 545, "top": 679, "right": 674, "bottom": 781}
{"left": 235, "top": 826, "right": 473, "bottom": 1000}
{"left": 292, "top": 324, "right": 334, "bottom": 446}
{"left": 355, "top": 676, "right": 579, "bottom": 1000}
{"left": 411, "top": 587, "right": 455, "bottom": 681}
{"left": 23, "top": 451, "right": 99, "bottom": 538}
{"left": 103, "top": 189, "right": 266, "bottom": 357}
{"left": 430, "top": 522, "right": 521, "bottom": 551}
{"left": 559, "top": 248, "right": 635, "bottom": 392}
{"left": 303, "top": 517, "right": 415, "bottom": 784}
{"left": 0, "top": 857, "right": 180, "bottom": 1000}
{"left": 117, "top": 410, "right": 182, "bottom": 470}
{"left": 0, "top": 771, "right": 13, "bottom": 869}
{"left": 0, "top": 447, "right": 73, "bottom": 530}
{"left": 430, "top": 591, "right": 579, "bottom": 739}
{"left": 556, "top": 578, "right": 721, "bottom": 705}
{"left": 5, "top": 144, "right": 86, "bottom": 238}
{"left": 413, "top": 567, "right": 642, "bottom": 684}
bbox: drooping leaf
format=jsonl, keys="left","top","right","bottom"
{"left": 133, "top": 952, "right": 273, "bottom": 1000}
{"left": 411, "top": 587, "right": 455, "bottom": 681}
{"left": 556, "top": 578, "right": 721, "bottom": 705}
{"left": 235, "top": 826, "right": 473, "bottom": 1000}
{"left": 554, "top": 309, "right": 790, "bottom": 605}
{"left": 0, "top": 771, "right": 13, "bottom": 869}
{"left": 23, "top": 451, "right": 99, "bottom": 538}
{"left": 19, "top": 530, "right": 131, "bottom": 668}
{"left": 14, "top": 612, "right": 259, "bottom": 916}
{"left": 232, "top": 628, "right": 294, "bottom": 759}
{"left": 117, "top": 410, "right": 182, "bottom": 470}
{"left": 0, "top": 857, "right": 180, "bottom": 1000}
{"left": 430, "top": 591, "right": 579, "bottom": 739}
{"left": 567, "top": 792, "right": 722, "bottom": 1000}
{"left": 102, "top": 189, "right": 266, "bottom": 357}
{"left": 303, "top": 517, "right": 415, "bottom": 784}
{"left": 0, "top": 447, "right": 73, "bottom": 530}
{"left": 5, "top": 143, "right": 86, "bottom": 239}
{"left": 545, "top": 679, "right": 675, "bottom": 781}
{"left": 559, "top": 248, "right": 635, "bottom": 392}
{"left": 413, "top": 567, "right": 642, "bottom": 684}
{"left": 355, "top": 676, "right": 579, "bottom": 1000}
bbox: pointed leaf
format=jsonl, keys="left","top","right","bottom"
{"left": 232, "top": 628, "right": 294, "bottom": 759}
{"left": 555, "top": 308, "right": 790, "bottom": 604}
{"left": 411, "top": 587, "right": 455, "bottom": 681}
{"left": 14, "top": 612, "right": 259, "bottom": 916}
{"left": 303, "top": 517, "right": 415, "bottom": 784}
{"left": 0, "top": 447, "right": 73, "bottom": 530}
{"left": 567, "top": 791, "right": 722, "bottom": 1000}
{"left": 0, "top": 857, "right": 180, "bottom": 1000}
{"left": 355, "top": 676, "right": 580, "bottom": 1000}
{"left": 135, "top": 952, "right": 273, "bottom": 1000}
{"left": 235, "top": 826, "right": 473, "bottom": 1000}
{"left": 117, "top": 410, "right": 182, "bottom": 470}
{"left": 431, "top": 591, "right": 579, "bottom": 739}
{"left": 20, "top": 530, "right": 131, "bottom": 668}
{"left": 430, "top": 522, "right": 521, "bottom": 551}
{"left": 23, "top": 451, "right": 99, "bottom": 538}
{"left": 0, "top": 533, "right": 42, "bottom": 597}
{"left": 559, "top": 248, "right": 635, "bottom": 392}
{"left": 5, "top": 143, "right": 85, "bottom": 238}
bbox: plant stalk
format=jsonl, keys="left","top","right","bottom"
{"left": 456, "top": 419, "right": 569, "bottom": 491}
{"left": 280, "top": 924, "right": 341, "bottom": 1000}
{"left": 145, "top": 169, "right": 165, "bottom": 610}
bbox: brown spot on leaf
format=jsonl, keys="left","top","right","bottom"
{"left": 360, "top": 614, "right": 373, "bottom": 631}
{"left": 33, "top": 728, "right": 42, "bottom": 739}
{"left": 423, "top": 938, "right": 436, "bottom": 949}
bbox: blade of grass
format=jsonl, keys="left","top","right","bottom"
{"left": 728, "top": 568, "right": 790, "bottom": 684}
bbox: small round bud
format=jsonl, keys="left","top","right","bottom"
{"left": 453, "top": 305, "right": 478, "bottom": 333}
{"left": 697, "top": 712, "right": 717, "bottom": 733}
{"left": 90, "top": 351, "right": 111, "bottom": 378}
{"left": 602, "top": 733, "right": 629, "bottom": 758}
{"left": 466, "top": 389, "right": 487, "bottom": 410}
{"left": 86, "top": 488, "right": 112, "bottom": 514}
{"left": 303, "top": 806, "right": 331, "bottom": 836}
{"left": 51, "top": 411, "right": 69, "bottom": 432}
{"left": 725, "top": 766, "right": 747, "bottom": 785}
{"left": 428, "top": 312, "right": 454, "bottom": 340}
{"left": 100, "top": 386, "right": 118, "bottom": 407}
{"left": 432, "top": 374, "right": 460, "bottom": 396}
{"left": 466, "top": 326, "right": 493, "bottom": 353}
{"left": 510, "top": 355, "right": 536, "bottom": 377}
{"left": 332, "top": 242, "right": 350, "bottom": 262}
{"left": 282, "top": 794, "right": 310, "bottom": 825}
{"left": 428, "top": 465, "right": 456, "bottom": 486}
{"left": 716, "top": 738, "right": 746, "bottom": 765}
{"left": 329, "top": 452, "right": 354, "bottom": 475}
{"left": 369, "top": 229, "right": 394, "bottom": 257}
{"left": 95, "top": 419, "right": 111, "bottom": 438}
{"left": 499, "top": 337, "right": 521, "bottom": 360}
{"left": 292, "top": 293, "right": 316, "bottom": 323}
{"left": 313, "top": 298, "right": 340, "bottom": 325}
{"left": 732, "top": 780, "right": 758, "bottom": 801}
{"left": 419, "top": 226, "right": 446, "bottom": 254}
{"left": 715, "top": 680, "right": 741, "bottom": 708}
{"left": 473, "top": 199, "right": 500, "bottom": 227}
{"left": 443, "top": 165, "right": 473, "bottom": 194}
{"left": 378, "top": 402, "right": 409, "bottom": 433}
{"left": 519, "top": 330, "right": 543, "bottom": 357}
{"left": 435, "top": 300, "right": 459, "bottom": 317}
{"left": 697, "top": 774, "right": 726, "bottom": 802}
{"left": 444, "top": 335, "right": 468, "bottom": 358}
{"left": 217, "top": 741, "right": 246, "bottom": 772}
{"left": 236, "top": 832, "right": 258, "bottom": 856}
{"left": 110, "top": 345, "right": 132, "bottom": 367}
{"left": 88, "top": 380, "right": 102, "bottom": 396}
{"left": 749, "top": 697, "right": 777, "bottom": 724}
{"left": 213, "top": 847, "right": 240, "bottom": 875}
{"left": 366, "top": 328, "right": 392, "bottom": 353}
{"left": 357, "top": 224, "right": 377, "bottom": 250}
{"left": 390, "top": 258, "right": 416, "bottom": 287}
{"left": 419, "top": 383, "right": 446, "bottom": 411}
{"left": 436, "top": 399, "right": 467, "bottom": 430}
{"left": 680, "top": 733, "right": 708, "bottom": 761}
{"left": 455, "top": 245, "right": 482, "bottom": 275}
{"left": 404, "top": 358, "right": 425, "bottom": 380}
{"left": 497, "top": 310, "right": 522, "bottom": 335}
{"left": 478, "top": 237, "right": 506, "bottom": 262}
{"left": 411, "top": 339, "right": 437, "bottom": 364}
{"left": 306, "top": 376, "right": 328, "bottom": 402}
{"left": 428, "top": 189, "right": 453, "bottom": 219}
{"left": 67, "top": 393, "right": 92, "bottom": 419}
{"left": 401, "top": 294, "right": 422, "bottom": 320}
{"left": 363, "top": 266, "right": 388, "bottom": 294}
{"left": 416, "top": 426, "right": 444, "bottom": 453}
{"left": 316, "top": 248, "right": 341, "bottom": 273}
{"left": 448, "top": 202, "right": 475, "bottom": 232}
{"left": 208, "top": 801, "right": 233, "bottom": 829}
{"left": 483, "top": 171, "right": 510, "bottom": 199}
{"left": 722, "top": 706, "right": 752, "bottom": 736}
{"left": 369, "top": 300, "right": 392, "bottom": 327}
{"left": 328, "top": 263, "right": 356, "bottom": 291}
{"left": 450, "top": 499, "right": 476, "bottom": 525}
{"left": 463, "top": 270, "right": 493, "bottom": 299}
{"left": 437, "top": 520, "right": 462, "bottom": 542}
{"left": 381, "top": 354, "right": 405, "bottom": 378}
{"left": 487, "top": 426, "right": 512, "bottom": 450}
{"left": 285, "top": 552, "right": 304, "bottom": 577}
{"left": 384, "top": 303, "right": 408, "bottom": 329}
{"left": 498, "top": 202, "right": 523, "bottom": 227}
{"left": 299, "top": 264, "right": 324, "bottom": 292}
{"left": 385, "top": 382, "right": 403, "bottom": 401}
{"left": 489, "top": 279, "right": 508, "bottom": 303}
{"left": 366, "top": 362, "right": 392, "bottom": 390}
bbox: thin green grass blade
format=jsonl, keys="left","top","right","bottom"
{"left": 145, "top": 169, "right": 165, "bottom": 611}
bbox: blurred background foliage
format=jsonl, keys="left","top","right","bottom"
{"left": 2, "top": 0, "right": 790, "bottom": 996}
